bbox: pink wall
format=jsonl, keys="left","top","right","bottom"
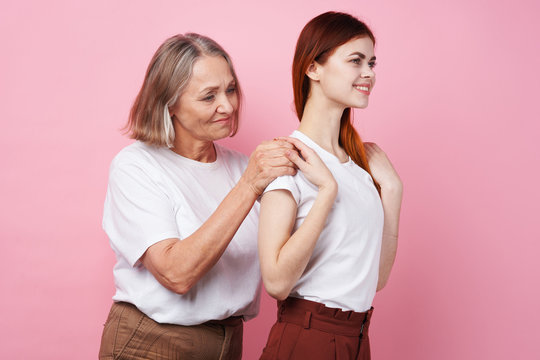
{"left": 1, "top": 0, "right": 539, "bottom": 359}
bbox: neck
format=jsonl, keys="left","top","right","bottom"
{"left": 171, "top": 123, "right": 216, "bottom": 163}
{"left": 298, "top": 91, "right": 348, "bottom": 161}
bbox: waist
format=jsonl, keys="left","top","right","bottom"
{"left": 115, "top": 301, "right": 244, "bottom": 327}
{"left": 205, "top": 315, "right": 243, "bottom": 327}
{"left": 277, "top": 297, "right": 373, "bottom": 337}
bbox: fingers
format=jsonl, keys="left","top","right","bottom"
{"left": 260, "top": 155, "right": 297, "bottom": 168}
{"left": 364, "top": 142, "right": 382, "bottom": 153}
{"left": 284, "top": 148, "right": 308, "bottom": 172}
{"left": 364, "top": 142, "right": 385, "bottom": 161}
{"left": 277, "top": 137, "right": 315, "bottom": 162}
{"left": 258, "top": 139, "right": 295, "bottom": 151}
{"left": 252, "top": 140, "right": 296, "bottom": 163}
{"left": 256, "top": 147, "right": 294, "bottom": 159}
{"left": 270, "top": 165, "right": 298, "bottom": 178}
{"left": 364, "top": 144, "right": 374, "bottom": 158}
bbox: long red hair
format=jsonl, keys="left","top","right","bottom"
{"left": 292, "top": 12, "right": 380, "bottom": 193}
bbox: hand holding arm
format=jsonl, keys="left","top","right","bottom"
{"left": 141, "top": 140, "right": 298, "bottom": 294}
{"left": 258, "top": 137, "right": 337, "bottom": 300}
{"left": 364, "top": 142, "right": 403, "bottom": 291}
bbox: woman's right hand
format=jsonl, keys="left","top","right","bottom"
{"left": 280, "top": 137, "right": 337, "bottom": 193}
{"left": 241, "top": 139, "right": 299, "bottom": 196}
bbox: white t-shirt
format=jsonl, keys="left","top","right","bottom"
{"left": 103, "top": 141, "right": 261, "bottom": 325}
{"left": 264, "top": 130, "right": 384, "bottom": 312}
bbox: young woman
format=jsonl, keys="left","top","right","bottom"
{"left": 258, "top": 12, "right": 403, "bottom": 359}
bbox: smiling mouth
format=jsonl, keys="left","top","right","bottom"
{"left": 353, "top": 84, "right": 370, "bottom": 94}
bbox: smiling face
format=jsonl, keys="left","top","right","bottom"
{"left": 169, "top": 55, "right": 238, "bottom": 145}
{"left": 315, "top": 36, "right": 376, "bottom": 109}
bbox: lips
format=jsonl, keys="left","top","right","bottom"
{"left": 353, "top": 83, "right": 371, "bottom": 95}
{"left": 213, "top": 116, "right": 231, "bottom": 123}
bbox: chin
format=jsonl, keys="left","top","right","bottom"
{"left": 212, "top": 128, "right": 233, "bottom": 141}
{"left": 351, "top": 100, "right": 369, "bottom": 109}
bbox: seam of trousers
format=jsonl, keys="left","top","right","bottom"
{"left": 218, "top": 325, "right": 230, "bottom": 360}
{"left": 112, "top": 305, "right": 126, "bottom": 358}
{"left": 114, "top": 309, "right": 144, "bottom": 359}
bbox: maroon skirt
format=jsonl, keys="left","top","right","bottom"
{"left": 260, "top": 297, "right": 373, "bottom": 360}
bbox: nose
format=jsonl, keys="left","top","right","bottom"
{"left": 361, "top": 64, "right": 375, "bottom": 79}
{"left": 216, "top": 94, "right": 234, "bottom": 115}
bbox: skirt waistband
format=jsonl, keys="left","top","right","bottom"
{"left": 277, "top": 297, "right": 373, "bottom": 337}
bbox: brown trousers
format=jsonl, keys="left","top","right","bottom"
{"left": 260, "top": 297, "right": 373, "bottom": 360}
{"left": 99, "top": 302, "right": 243, "bottom": 360}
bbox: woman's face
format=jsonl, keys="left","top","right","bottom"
{"left": 316, "top": 36, "right": 376, "bottom": 109}
{"left": 170, "top": 55, "right": 238, "bottom": 143}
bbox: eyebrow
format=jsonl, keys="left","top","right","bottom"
{"left": 349, "top": 52, "right": 376, "bottom": 61}
{"left": 199, "top": 80, "right": 236, "bottom": 94}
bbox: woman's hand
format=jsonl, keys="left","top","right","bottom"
{"left": 365, "top": 143, "right": 403, "bottom": 291}
{"left": 280, "top": 137, "right": 337, "bottom": 192}
{"left": 240, "top": 140, "right": 299, "bottom": 196}
{"left": 364, "top": 142, "right": 402, "bottom": 192}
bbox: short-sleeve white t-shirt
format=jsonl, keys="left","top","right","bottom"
{"left": 103, "top": 141, "right": 261, "bottom": 325}
{"left": 264, "top": 130, "right": 384, "bottom": 312}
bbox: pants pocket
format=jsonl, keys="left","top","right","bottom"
{"left": 98, "top": 302, "right": 145, "bottom": 360}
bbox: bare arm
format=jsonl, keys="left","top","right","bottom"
{"left": 364, "top": 143, "right": 403, "bottom": 291}
{"left": 258, "top": 138, "right": 337, "bottom": 300}
{"left": 141, "top": 140, "right": 298, "bottom": 295}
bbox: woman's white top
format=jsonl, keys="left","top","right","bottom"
{"left": 264, "top": 130, "right": 384, "bottom": 312}
{"left": 103, "top": 141, "right": 261, "bottom": 325}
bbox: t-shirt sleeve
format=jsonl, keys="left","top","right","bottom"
{"left": 263, "top": 175, "right": 300, "bottom": 204}
{"left": 103, "top": 160, "right": 180, "bottom": 267}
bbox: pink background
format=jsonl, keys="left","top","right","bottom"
{"left": 1, "top": 0, "right": 539, "bottom": 359}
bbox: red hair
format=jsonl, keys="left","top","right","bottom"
{"left": 292, "top": 12, "right": 380, "bottom": 193}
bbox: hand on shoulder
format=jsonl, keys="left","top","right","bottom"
{"left": 364, "top": 142, "right": 403, "bottom": 192}
{"left": 280, "top": 137, "right": 337, "bottom": 195}
{"left": 240, "top": 139, "right": 298, "bottom": 196}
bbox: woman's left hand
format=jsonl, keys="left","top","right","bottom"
{"left": 364, "top": 142, "right": 402, "bottom": 192}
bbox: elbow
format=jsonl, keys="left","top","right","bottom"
{"left": 263, "top": 278, "right": 291, "bottom": 301}
{"left": 169, "top": 271, "right": 199, "bottom": 295}
{"left": 141, "top": 243, "right": 200, "bottom": 295}
{"left": 267, "top": 289, "right": 289, "bottom": 301}
{"left": 170, "top": 281, "right": 194, "bottom": 295}
{"left": 376, "top": 276, "right": 389, "bottom": 292}
{"left": 157, "top": 269, "right": 197, "bottom": 295}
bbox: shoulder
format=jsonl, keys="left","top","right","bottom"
{"left": 111, "top": 141, "right": 161, "bottom": 168}
{"left": 108, "top": 141, "right": 168, "bottom": 183}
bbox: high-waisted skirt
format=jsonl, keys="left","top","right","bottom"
{"left": 260, "top": 297, "right": 373, "bottom": 360}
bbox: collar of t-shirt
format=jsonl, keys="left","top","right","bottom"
{"left": 291, "top": 130, "right": 354, "bottom": 166}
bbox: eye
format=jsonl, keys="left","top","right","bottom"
{"left": 226, "top": 86, "right": 237, "bottom": 94}
{"left": 201, "top": 94, "right": 215, "bottom": 102}
{"left": 351, "top": 58, "right": 361, "bottom": 65}
{"left": 368, "top": 61, "right": 377, "bottom": 69}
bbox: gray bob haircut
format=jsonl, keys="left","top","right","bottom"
{"left": 125, "top": 33, "right": 242, "bottom": 147}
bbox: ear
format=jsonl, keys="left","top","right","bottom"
{"left": 305, "top": 62, "right": 321, "bottom": 81}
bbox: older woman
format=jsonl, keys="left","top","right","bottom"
{"left": 98, "top": 33, "right": 297, "bottom": 360}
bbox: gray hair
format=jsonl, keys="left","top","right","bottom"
{"left": 126, "top": 33, "right": 242, "bottom": 147}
